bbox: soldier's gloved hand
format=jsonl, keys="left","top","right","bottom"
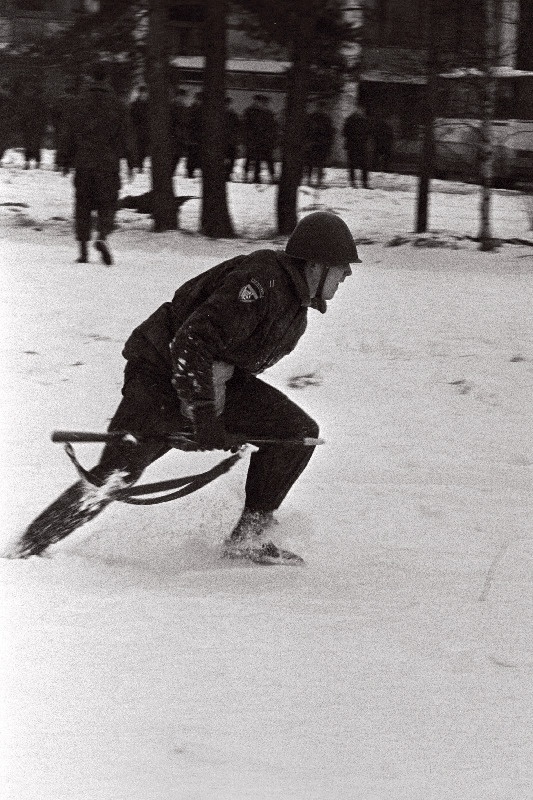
{"left": 194, "top": 415, "right": 232, "bottom": 451}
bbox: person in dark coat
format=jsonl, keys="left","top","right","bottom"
{"left": 15, "top": 212, "right": 361, "bottom": 564}
{"left": 57, "top": 63, "right": 135, "bottom": 265}
{"left": 16, "top": 82, "right": 48, "bottom": 169}
{"left": 223, "top": 96, "right": 242, "bottom": 181}
{"left": 186, "top": 91, "right": 203, "bottom": 178}
{"left": 130, "top": 85, "right": 150, "bottom": 173}
{"left": 342, "top": 105, "right": 372, "bottom": 188}
{"left": 50, "top": 81, "right": 80, "bottom": 172}
{"left": 169, "top": 87, "right": 188, "bottom": 176}
{"left": 303, "top": 102, "right": 335, "bottom": 187}
{"left": 243, "top": 94, "right": 278, "bottom": 184}
{"left": 0, "top": 82, "right": 16, "bottom": 165}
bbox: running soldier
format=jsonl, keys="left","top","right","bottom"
{"left": 16, "top": 212, "right": 361, "bottom": 564}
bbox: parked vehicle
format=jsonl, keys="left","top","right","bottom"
{"left": 434, "top": 70, "right": 533, "bottom": 187}
{"left": 359, "top": 69, "right": 533, "bottom": 187}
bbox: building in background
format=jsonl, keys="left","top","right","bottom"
{"left": 168, "top": 4, "right": 290, "bottom": 120}
{"left": 167, "top": 2, "right": 364, "bottom": 162}
{"left": 1, "top": 0, "right": 530, "bottom": 179}
{"left": 0, "top": 0, "right": 97, "bottom": 44}
{"left": 357, "top": 0, "right": 532, "bottom": 183}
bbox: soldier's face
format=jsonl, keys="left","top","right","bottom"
{"left": 320, "top": 264, "right": 352, "bottom": 300}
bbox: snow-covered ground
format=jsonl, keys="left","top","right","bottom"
{"left": 1, "top": 152, "right": 532, "bottom": 800}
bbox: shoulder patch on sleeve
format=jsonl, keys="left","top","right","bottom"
{"left": 238, "top": 277, "right": 265, "bottom": 303}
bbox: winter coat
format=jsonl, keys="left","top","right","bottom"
{"left": 0, "top": 87, "right": 16, "bottom": 152}
{"left": 170, "top": 100, "right": 188, "bottom": 148}
{"left": 243, "top": 106, "right": 278, "bottom": 150}
{"left": 15, "top": 88, "right": 48, "bottom": 151}
{"left": 122, "top": 250, "right": 313, "bottom": 421}
{"left": 342, "top": 111, "right": 371, "bottom": 157}
{"left": 130, "top": 97, "right": 149, "bottom": 136}
{"left": 187, "top": 101, "right": 203, "bottom": 147}
{"left": 58, "top": 84, "right": 134, "bottom": 175}
{"left": 306, "top": 111, "right": 335, "bottom": 154}
{"left": 50, "top": 91, "right": 79, "bottom": 150}
{"left": 224, "top": 108, "right": 242, "bottom": 148}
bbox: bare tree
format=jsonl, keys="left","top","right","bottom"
{"left": 145, "top": 0, "right": 176, "bottom": 231}
{"left": 415, "top": 0, "right": 439, "bottom": 233}
{"left": 277, "top": 7, "right": 314, "bottom": 235}
{"left": 201, "top": 0, "right": 235, "bottom": 238}
{"left": 478, "top": 0, "right": 498, "bottom": 250}
{"left": 362, "top": 0, "right": 521, "bottom": 243}
{"left": 236, "top": 0, "right": 356, "bottom": 235}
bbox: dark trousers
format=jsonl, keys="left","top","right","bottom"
{"left": 225, "top": 145, "right": 238, "bottom": 180}
{"left": 24, "top": 146, "right": 41, "bottom": 167}
{"left": 346, "top": 151, "right": 369, "bottom": 187}
{"left": 19, "top": 368, "right": 318, "bottom": 553}
{"left": 135, "top": 133, "right": 149, "bottom": 171}
{"left": 186, "top": 144, "right": 201, "bottom": 178}
{"left": 74, "top": 168, "right": 118, "bottom": 242}
{"left": 304, "top": 146, "right": 330, "bottom": 186}
{"left": 245, "top": 147, "right": 276, "bottom": 183}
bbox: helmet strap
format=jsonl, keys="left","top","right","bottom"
{"left": 308, "top": 265, "right": 329, "bottom": 313}
{"left": 316, "top": 265, "right": 330, "bottom": 301}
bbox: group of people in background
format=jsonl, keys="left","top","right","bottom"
{"left": 303, "top": 103, "right": 394, "bottom": 189}
{"left": 128, "top": 88, "right": 280, "bottom": 184}
{"left": 0, "top": 66, "right": 396, "bottom": 269}
{"left": 128, "top": 89, "right": 395, "bottom": 189}
{"left": 0, "top": 74, "right": 395, "bottom": 192}
{"left": 0, "top": 79, "right": 50, "bottom": 170}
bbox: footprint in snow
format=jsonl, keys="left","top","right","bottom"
{"left": 449, "top": 378, "right": 472, "bottom": 395}
{"left": 288, "top": 372, "right": 322, "bottom": 389}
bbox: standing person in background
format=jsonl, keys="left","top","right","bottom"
{"left": 16, "top": 82, "right": 48, "bottom": 170}
{"left": 57, "top": 63, "right": 135, "bottom": 266}
{"left": 50, "top": 80, "right": 80, "bottom": 172}
{"left": 242, "top": 94, "right": 260, "bottom": 181}
{"left": 186, "top": 92, "right": 203, "bottom": 179}
{"left": 342, "top": 105, "right": 371, "bottom": 189}
{"left": 303, "top": 101, "right": 335, "bottom": 188}
{"left": 243, "top": 94, "right": 278, "bottom": 184}
{"left": 169, "top": 87, "right": 188, "bottom": 177}
{"left": 223, "top": 96, "right": 242, "bottom": 181}
{"left": 130, "top": 85, "right": 150, "bottom": 174}
{"left": 0, "top": 81, "right": 16, "bottom": 166}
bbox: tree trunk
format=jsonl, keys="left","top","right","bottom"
{"left": 276, "top": 8, "right": 313, "bottom": 236}
{"left": 415, "top": 0, "right": 438, "bottom": 233}
{"left": 478, "top": 0, "right": 498, "bottom": 251}
{"left": 415, "top": 99, "right": 435, "bottom": 233}
{"left": 200, "top": 0, "right": 235, "bottom": 238}
{"left": 145, "top": 0, "right": 176, "bottom": 231}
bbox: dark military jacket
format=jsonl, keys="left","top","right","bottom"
{"left": 123, "top": 250, "right": 312, "bottom": 422}
{"left": 58, "top": 84, "right": 134, "bottom": 174}
{"left": 306, "top": 111, "right": 335, "bottom": 152}
{"left": 170, "top": 100, "right": 188, "bottom": 147}
{"left": 224, "top": 108, "right": 242, "bottom": 148}
{"left": 243, "top": 106, "right": 278, "bottom": 150}
{"left": 187, "top": 101, "right": 203, "bottom": 146}
{"left": 130, "top": 97, "right": 149, "bottom": 136}
{"left": 342, "top": 112, "right": 371, "bottom": 157}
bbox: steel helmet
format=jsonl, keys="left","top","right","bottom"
{"left": 285, "top": 211, "right": 361, "bottom": 265}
